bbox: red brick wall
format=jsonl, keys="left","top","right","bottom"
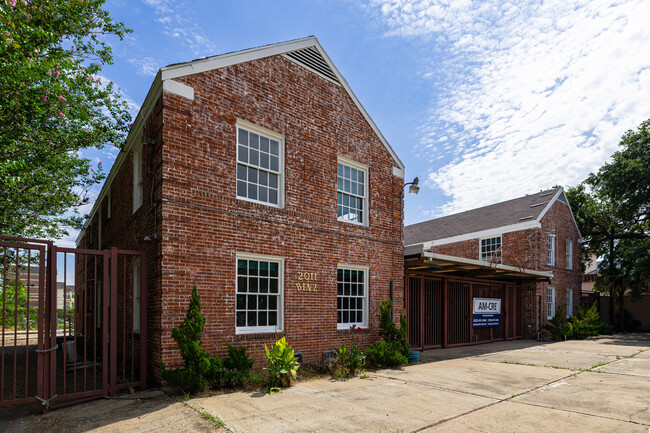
{"left": 84, "top": 54, "right": 404, "bottom": 381}
{"left": 430, "top": 199, "right": 582, "bottom": 337}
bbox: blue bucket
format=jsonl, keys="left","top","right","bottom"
{"left": 407, "top": 350, "right": 420, "bottom": 363}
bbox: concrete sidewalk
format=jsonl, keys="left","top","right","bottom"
{"left": 195, "top": 334, "right": 649, "bottom": 432}
{"left": 5, "top": 334, "right": 649, "bottom": 432}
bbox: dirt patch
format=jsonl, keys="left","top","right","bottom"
{"left": 6, "top": 389, "right": 226, "bottom": 433}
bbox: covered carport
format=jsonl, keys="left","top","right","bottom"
{"left": 404, "top": 245, "right": 552, "bottom": 351}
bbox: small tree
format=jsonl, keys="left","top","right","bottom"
{"left": 160, "top": 281, "right": 220, "bottom": 393}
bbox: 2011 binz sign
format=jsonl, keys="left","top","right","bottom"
{"left": 472, "top": 298, "right": 501, "bottom": 328}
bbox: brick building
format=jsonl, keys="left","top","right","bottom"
{"left": 404, "top": 188, "right": 582, "bottom": 346}
{"left": 77, "top": 37, "right": 406, "bottom": 382}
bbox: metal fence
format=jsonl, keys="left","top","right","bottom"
{"left": 0, "top": 237, "right": 146, "bottom": 410}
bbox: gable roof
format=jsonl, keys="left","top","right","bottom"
{"left": 405, "top": 187, "right": 582, "bottom": 246}
{"left": 77, "top": 36, "right": 405, "bottom": 244}
{"left": 160, "top": 36, "right": 404, "bottom": 170}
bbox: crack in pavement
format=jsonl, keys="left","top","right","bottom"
{"left": 371, "top": 354, "right": 649, "bottom": 433}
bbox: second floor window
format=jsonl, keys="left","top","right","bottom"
{"left": 547, "top": 234, "right": 556, "bottom": 266}
{"left": 480, "top": 236, "right": 501, "bottom": 263}
{"left": 566, "top": 239, "right": 573, "bottom": 270}
{"left": 337, "top": 158, "right": 367, "bottom": 225}
{"left": 236, "top": 122, "right": 283, "bottom": 207}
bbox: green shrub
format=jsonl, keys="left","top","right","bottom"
{"left": 543, "top": 303, "right": 569, "bottom": 340}
{"left": 545, "top": 301, "right": 613, "bottom": 340}
{"left": 161, "top": 281, "right": 220, "bottom": 393}
{"left": 264, "top": 337, "right": 300, "bottom": 390}
{"left": 364, "top": 341, "right": 408, "bottom": 368}
{"left": 220, "top": 342, "right": 254, "bottom": 388}
{"left": 364, "top": 300, "right": 410, "bottom": 369}
{"left": 333, "top": 343, "right": 365, "bottom": 378}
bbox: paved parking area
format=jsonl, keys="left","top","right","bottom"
{"left": 5, "top": 334, "right": 649, "bottom": 432}
{"left": 195, "top": 334, "right": 649, "bottom": 432}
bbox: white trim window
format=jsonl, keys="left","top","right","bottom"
{"left": 337, "top": 265, "right": 368, "bottom": 329}
{"left": 566, "top": 288, "right": 573, "bottom": 318}
{"left": 132, "top": 142, "right": 143, "bottom": 213}
{"left": 547, "top": 286, "right": 556, "bottom": 319}
{"left": 133, "top": 256, "right": 141, "bottom": 334}
{"left": 566, "top": 239, "right": 573, "bottom": 270}
{"left": 337, "top": 158, "right": 368, "bottom": 225}
{"left": 236, "top": 121, "right": 284, "bottom": 207}
{"left": 236, "top": 254, "right": 283, "bottom": 334}
{"left": 480, "top": 236, "right": 501, "bottom": 263}
{"left": 547, "top": 234, "right": 556, "bottom": 266}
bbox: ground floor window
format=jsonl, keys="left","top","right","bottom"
{"left": 337, "top": 265, "right": 368, "bottom": 329}
{"left": 566, "top": 288, "right": 573, "bottom": 318}
{"left": 547, "top": 286, "right": 556, "bottom": 319}
{"left": 236, "top": 254, "right": 283, "bottom": 334}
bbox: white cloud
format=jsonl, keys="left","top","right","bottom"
{"left": 367, "top": 0, "right": 650, "bottom": 216}
{"left": 129, "top": 56, "right": 160, "bottom": 77}
{"left": 142, "top": 0, "right": 216, "bottom": 56}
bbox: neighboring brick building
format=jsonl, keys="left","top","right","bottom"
{"left": 77, "top": 37, "right": 406, "bottom": 382}
{"left": 404, "top": 187, "right": 582, "bottom": 342}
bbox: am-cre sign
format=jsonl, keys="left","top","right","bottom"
{"left": 472, "top": 298, "right": 501, "bottom": 328}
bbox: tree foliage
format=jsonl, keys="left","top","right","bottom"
{"left": 0, "top": 0, "right": 131, "bottom": 238}
{"left": 566, "top": 118, "right": 650, "bottom": 328}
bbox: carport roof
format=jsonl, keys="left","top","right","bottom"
{"left": 405, "top": 244, "right": 553, "bottom": 282}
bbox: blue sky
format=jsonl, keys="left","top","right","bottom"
{"left": 65, "top": 0, "right": 650, "bottom": 246}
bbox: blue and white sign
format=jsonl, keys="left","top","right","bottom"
{"left": 472, "top": 298, "right": 501, "bottom": 328}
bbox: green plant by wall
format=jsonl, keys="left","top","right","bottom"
{"left": 220, "top": 342, "right": 254, "bottom": 388}
{"left": 160, "top": 281, "right": 220, "bottom": 393}
{"left": 364, "top": 301, "right": 409, "bottom": 369}
{"left": 543, "top": 303, "right": 569, "bottom": 340}
{"left": 332, "top": 326, "right": 365, "bottom": 378}
{"left": 264, "top": 337, "right": 300, "bottom": 390}
{"left": 545, "top": 301, "right": 613, "bottom": 341}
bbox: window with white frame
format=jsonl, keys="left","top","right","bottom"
{"left": 236, "top": 254, "right": 283, "bottom": 333}
{"left": 547, "top": 234, "right": 556, "bottom": 266}
{"left": 133, "top": 142, "right": 143, "bottom": 213}
{"left": 566, "top": 239, "right": 573, "bottom": 270}
{"left": 236, "top": 122, "right": 283, "bottom": 207}
{"left": 566, "top": 288, "right": 573, "bottom": 318}
{"left": 547, "top": 286, "right": 556, "bottom": 319}
{"left": 480, "top": 236, "right": 502, "bottom": 263}
{"left": 337, "top": 266, "right": 368, "bottom": 329}
{"left": 133, "top": 256, "right": 141, "bottom": 334}
{"left": 337, "top": 158, "right": 367, "bottom": 225}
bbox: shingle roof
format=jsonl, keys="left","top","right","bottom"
{"left": 405, "top": 188, "right": 562, "bottom": 246}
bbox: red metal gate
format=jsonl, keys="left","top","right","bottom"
{"left": 407, "top": 276, "right": 524, "bottom": 349}
{"left": 0, "top": 237, "right": 146, "bottom": 410}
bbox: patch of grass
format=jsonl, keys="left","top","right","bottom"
{"left": 500, "top": 360, "right": 537, "bottom": 367}
{"left": 590, "top": 361, "right": 609, "bottom": 369}
{"left": 360, "top": 373, "right": 371, "bottom": 379}
{"left": 183, "top": 399, "right": 225, "bottom": 428}
{"left": 543, "top": 364, "right": 571, "bottom": 370}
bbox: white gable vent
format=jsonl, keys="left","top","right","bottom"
{"left": 284, "top": 47, "right": 340, "bottom": 84}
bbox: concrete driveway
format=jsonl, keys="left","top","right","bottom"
{"left": 195, "top": 333, "right": 649, "bottom": 432}
{"left": 5, "top": 334, "right": 649, "bottom": 432}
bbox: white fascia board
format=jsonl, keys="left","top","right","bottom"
{"left": 536, "top": 187, "right": 563, "bottom": 223}
{"left": 409, "top": 219, "right": 542, "bottom": 249}
{"left": 160, "top": 37, "right": 318, "bottom": 81}
{"left": 75, "top": 72, "right": 163, "bottom": 245}
{"left": 159, "top": 36, "right": 405, "bottom": 171}
{"left": 314, "top": 40, "right": 405, "bottom": 171}
{"left": 163, "top": 79, "right": 194, "bottom": 100}
{"left": 537, "top": 187, "right": 584, "bottom": 243}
